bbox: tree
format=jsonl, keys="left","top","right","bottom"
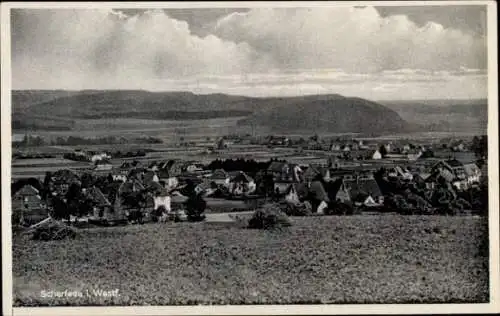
{"left": 185, "top": 193, "right": 207, "bottom": 222}
{"left": 378, "top": 144, "right": 388, "bottom": 157}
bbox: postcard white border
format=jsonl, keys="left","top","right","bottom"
{"left": 1, "top": 1, "right": 498, "bottom": 315}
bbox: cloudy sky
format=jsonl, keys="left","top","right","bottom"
{"left": 11, "top": 5, "right": 488, "bottom": 100}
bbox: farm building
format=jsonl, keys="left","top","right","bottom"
{"left": 308, "top": 180, "right": 330, "bottom": 213}
{"left": 228, "top": 171, "right": 256, "bottom": 195}
{"left": 430, "top": 159, "right": 470, "bottom": 190}
{"left": 387, "top": 166, "right": 413, "bottom": 181}
{"left": 372, "top": 149, "right": 383, "bottom": 160}
{"left": 343, "top": 178, "right": 384, "bottom": 207}
{"left": 463, "top": 163, "right": 481, "bottom": 186}
{"left": 284, "top": 182, "right": 309, "bottom": 205}
{"left": 153, "top": 189, "right": 171, "bottom": 213}
{"left": 267, "top": 162, "right": 303, "bottom": 183}
{"left": 209, "top": 169, "right": 230, "bottom": 187}
{"left": 51, "top": 169, "right": 80, "bottom": 195}
{"left": 87, "top": 187, "right": 113, "bottom": 220}
{"left": 303, "top": 165, "right": 331, "bottom": 184}
{"left": 12, "top": 184, "right": 48, "bottom": 225}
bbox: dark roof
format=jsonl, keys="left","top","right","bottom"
{"left": 143, "top": 171, "right": 158, "bottom": 184}
{"left": 210, "top": 169, "right": 229, "bottom": 180}
{"left": 309, "top": 181, "right": 330, "bottom": 202}
{"left": 118, "top": 180, "right": 145, "bottom": 194}
{"left": 286, "top": 182, "right": 309, "bottom": 198}
{"left": 445, "top": 159, "right": 464, "bottom": 168}
{"left": 267, "top": 161, "right": 288, "bottom": 172}
{"left": 52, "top": 169, "right": 80, "bottom": 183}
{"left": 14, "top": 184, "right": 39, "bottom": 196}
{"left": 230, "top": 171, "right": 253, "bottom": 183}
{"left": 87, "top": 187, "right": 111, "bottom": 206}
{"left": 344, "top": 179, "right": 382, "bottom": 198}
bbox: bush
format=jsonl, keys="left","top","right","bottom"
{"left": 248, "top": 204, "right": 292, "bottom": 230}
{"left": 281, "top": 201, "right": 313, "bottom": 216}
{"left": 32, "top": 221, "right": 77, "bottom": 241}
{"left": 324, "top": 202, "right": 354, "bottom": 215}
{"left": 185, "top": 194, "right": 207, "bottom": 222}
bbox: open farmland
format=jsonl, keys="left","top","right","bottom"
{"left": 13, "top": 215, "right": 488, "bottom": 306}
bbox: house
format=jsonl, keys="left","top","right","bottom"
{"left": 119, "top": 162, "right": 134, "bottom": 174}
{"left": 463, "top": 163, "right": 481, "bottom": 186}
{"left": 209, "top": 169, "right": 230, "bottom": 187}
{"left": 427, "top": 159, "right": 472, "bottom": 191}
{"left": 87, "top": 187, "right": 113, "bottom": 220}
{"left": 153, "top": 189, "right": 171, "bottom": 213}
{"left": 330, "top": 143, "right": 342, "bottom": 151}
{"left": 329, "top": 168, "right": 357, "bottom": 182}
{"left": 308, "top": 180, "right": 330, "bottom": 213}
{"left": 51, "top": 169, "right": 80, "bottom": 195}
{"left": 372, "top": 149, "right": 383, "bottom": 160}
{"left": 90, "top": 152, "right": 111, "bottom": 163}
{"left": 267, "top": 162, "right": 303, "bottom": 183}
{"left": 127, "top": 167, "right": 148, "bottom": 182}
{"left": 143, "top": 170, "right": 160, "bottom": 185}
{"left": 111, "top": 173, "right": 127, "bottom": 182}
{"left": 430, "top": 159, "right": 468, "bottom": 190}
{"left": 284, "top": 182, "right": 309, "bottom": 205}
{"left": 184, "top": 161, "right": 204, "bottom": 173}
{"left": 12, "top": 184, "right": 48, "bottom": 225}
{"left": 148, "top": 161, "right": 160, "bottom": 171}
{"left": 94, "top": 159, "right": 113, "bottom": 171}
{"left": 407, "top": 149, "right": 423, "bottom": 161}
{"left": 303, "top": 165, "right": 331, "bottom": 184}
{"left": 268, "top": 162, "right": 303, "bottom": 194}
{"left": 343, "top": 178, "right": 384, "bottom": 207}
{"left": 387, "top": 166, "right": 413, "bottom": 181}
{"left": 228, "top": 171, "right": 256, "bottom": 195}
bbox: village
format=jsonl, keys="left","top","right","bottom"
{"left": 12, "top": 133, "right": 489, "bottom": 230}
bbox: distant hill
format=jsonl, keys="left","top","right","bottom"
{"left": 379, "top": 99, "right": 487, "bottom": 132}
{"left": 238, "top": 95, "right": 413, "bottom": 133}
{"left": 12, "top": 90, "right": 254, "bottom": 120}
{"left": 12, "top": 90, "right": 414, "bottom": 134}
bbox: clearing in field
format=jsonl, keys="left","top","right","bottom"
{"left": 13, "top": 215, "right": 489, "bottom": 306}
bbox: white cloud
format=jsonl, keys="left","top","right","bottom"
{"left": 213, "top": 7, "right": 486, "bottom": 72}
{"left": 12, "top": 8, "right": 487, "bottom": 100}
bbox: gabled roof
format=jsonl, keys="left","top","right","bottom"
{"left": 118, "top": 180, "right": 145, "bottom": 194}
{"left": 445, "top": 159, "right": 464, "bottom": 168}
{"left": 15, "top": 184, "right": 39, "bottom": 196}
{"left": 344, "top": 179, "right": 382, "bottom": 198}
{"left": 143, "top": 170, "right": 158, "bottom": 184}
{"left": 267, "top": 161, "right": 288, "bottom": 172}
{"left": 87, "top": 187, "right": 111, "bottom": 206}
{"left": 463, "top": 163, "right": 480, "bottom": 176}
{"left": 146, "top": 181, "right": 164, "bottom": 193}
{"left": 210, "top": 169, "right": 229, "bottom": 180}
{"left": 52, "top": 169, "right": 80, "bottom": 183}
{"left": 286, "top": 182, "right": 309, "bottom": 198}
{"left": 229, "top": 171, "right": 254, "bottom": 183}
{"left": 309, "top": 181, "right": 330, "bottom": 202}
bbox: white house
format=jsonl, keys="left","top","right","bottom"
{"left": 153, "top": 194, "right": 171, "bottom": 213}
{"left": 372, "top": 149, "right": 382, "bottom": 160}
{"left": 91, "top": 152, "right": 111, "bottom": 163}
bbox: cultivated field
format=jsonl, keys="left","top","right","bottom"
{"left": 13, "top": 215, "right": 489, "bottom": 306}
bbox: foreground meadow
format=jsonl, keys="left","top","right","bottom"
{"left": 13, "top": 215, "right": 489, "bottom": 306}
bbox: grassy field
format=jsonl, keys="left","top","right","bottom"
{"left": 13, "top": 215, "right": 488, "bottom": 306}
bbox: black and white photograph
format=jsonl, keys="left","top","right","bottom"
{"left": 1, "top": 1, "right": 499, "bottom": 315}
